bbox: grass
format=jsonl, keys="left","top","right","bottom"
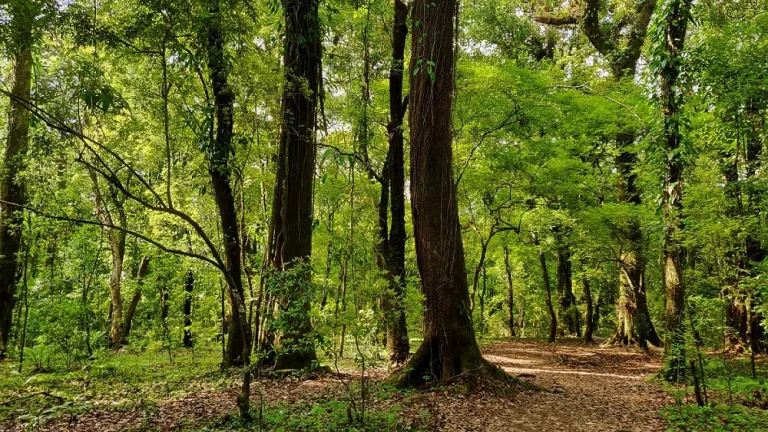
{"left": 0, "top": 345, "right": 227, "bottom": 427}
{"left": 0, "top": 342, "right": 430, "bottom": 431}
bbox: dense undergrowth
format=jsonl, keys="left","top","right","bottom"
{"left": 662, "top": 353, "right": 768, "bottom": 431}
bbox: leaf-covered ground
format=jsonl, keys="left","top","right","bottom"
{"left": 2, "top": 339, "right": 675, "bottom": 431}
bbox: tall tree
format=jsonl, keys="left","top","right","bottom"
{"left": 387, "top": 0, "right": 506, "bottom": 387}
{"left": 378, "top": 0, "right": 410, "bottom": 366}
{"left": 652, "top": 0, "right": 692, "bottom": 379}
{"left": 0, "top": 1, "right": 34, "bottom": 358}
{"left": 206, "top": 1, "right": 252, "bottom": 412}
{"left": 267, "top": 0, "right": 322, "bottom": 370}
{"left": 535, "top": 0, "right": 662, "bottom": 347}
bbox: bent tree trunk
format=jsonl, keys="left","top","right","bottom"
{"left": 266, "top": 0, "right": 321, "bottom": 370}
{"left": 0, "top": 6, "right": 33, "bottom": 358}
{"left": 386, "top": 0, "right": 505, "bottom": 387}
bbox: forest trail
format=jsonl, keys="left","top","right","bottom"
{"left": 427, "top": 339, "right": 671, "bottom": 431}
{"left": 23, "top": 340, "right": 670, "bottom": 431}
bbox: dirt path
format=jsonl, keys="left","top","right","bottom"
{"left": 13, "top": 339, "right": 670, "bottom": 431}
{"left": 418, "top": 339, "right": 670, "bottom": 431}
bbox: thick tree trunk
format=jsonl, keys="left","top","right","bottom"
{"left": 266, "top": 0, "right": 321, "bottom": 371}
{"left": 107, "top": 235, "right": 126, "bottom": 347}
{"left": 0, "top": 9, "right": 33, "bottom": 358}
{"left": 183, "top": 270, "right": 194, "bottom": 348}
{"left": 609, "top": 137, "right": 662, "bottom": 348}
{"left": 504, "top": 246, "right": 516, "bottom": 337}
{"left": 659, "top": 0, "right": 692, "bottom": 380}
{"left": 386, "top": 0, "right": 505, "bottom": 388}
{"left": 206, "top": 0, "right": 251, "bottom": 418}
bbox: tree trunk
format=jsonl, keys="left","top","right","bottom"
{"left": 659, "top": 0, "right": 692, "bottom": 381}
{"left": 122, "top": 256, "right": 149, "bottom": 341}
{"left": 206, "top": 3, "right": 252, "bottom": 417}
{"left": 609, "top": 138, "right": 662, "bottom": 348}
{"left": 183, "top": 270, "right": 194, "bottom": 347}
{"left": 555, "top": 240, "right": 579, "bottom": 336}
{"left": 504, "top": 246, "right": 516, "bottom": 337}
{"left": 386, "top": 0, "right": 506, "bottom": 388}
{"left": 538, "top": 245, "right": 557, "bottom": 343}
{"left": 266, "top": 0, "right": 321, "bottom": 370}
{"left": 0, "top": 7, "right": 33, "bottom": 358}
{"left": 582, "top": 263, "right": 594, "bottom": 343}
{"left": 382, "top": 0, "right": 411, "bottom": 368}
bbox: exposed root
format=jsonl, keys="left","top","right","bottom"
{"left": 384, "top": 339, "right": 534, "bottom": 394}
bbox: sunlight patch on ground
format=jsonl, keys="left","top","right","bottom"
{"left": 501, "top": 366, "right": 646, "bottom": 380}
{"left": 483, "top": 354, "right": 541, "bottom": 366}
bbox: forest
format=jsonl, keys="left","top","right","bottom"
{"left": 0, "top": 0, "right": 766, "bottom": 430}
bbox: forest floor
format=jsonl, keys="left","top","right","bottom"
{"left": 1, "top": 338, "right": 674, "bottom": 431}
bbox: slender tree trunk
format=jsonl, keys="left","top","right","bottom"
{"left": 183, "top": 270, "right": 194, "bottom": 347}
{"left": 504, "top": 246, "right": 515, "bottom": 337}
{"left": 122, "top": 256, "right": 149, "bottom": 341}
{"left": 266, "top": 0, "right": 321, "bottom": 371}
{"left": 581, "top": 261, "right": 594, "bottom": 343}
{"left": 206, "top": 0, "right": 252, "bottom": 417}
{"left": 0, "top": 7, "right": 33, "bottom": 358}
{"left": 382, "top": 0, "right": 411, "bottom": 367}
{"left": 387, "top": 0, "right": 506, "bottom": 387}
{"left": 470, "top": 241, "right": 488, "bottom": 314}
{"left": 659, "top": 0, "right": 692, "bottom": 380}
{"left": 555, "top": 240, "right": 579, "bottom": 336}
{"left": 538, "top": 246, "right": 557, "bottom": 343}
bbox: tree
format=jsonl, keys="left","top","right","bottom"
{"left": 0, "top": 0, "right": 35, "bottom": 358}
{"left": 535, "top": 0, "right": 662, "bottom": 348}
{"left": 651, "top": 0, "right": 693, "bottom": 379}
{"left": 379, "top": 0, "right": 410, "bottom": 366}
{"left": 386, "top": 0, "right": 506, "bottom": 387}
{"left": 266, "top": 0, "right": 322, "bottom": 370}
{"left": 206, "top": 0, "right": 252, "bottom": 372}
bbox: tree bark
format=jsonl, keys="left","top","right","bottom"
{"left": 183, "top": 270, "right": 194, "bottom": 347}
{"left": 659, "top": 0, "right": 692, "bottom": 380}
{"left": 555, "top": 239, "right": 579, "bottom": 336}
{"left": 538, "top": 245, "right": 557, "bottom": 343}
{"left": 0, "top": 6, "right": 33, "bottom": 358}
{"left": 122, "top": 256, "right": 148, "bottom": 341}
{"left": 206, "top": 0, "right": 252, "bottom": 417}
{"left": 382, "top": 0, "right": 411, "bottom": 368}
{"left": 504, "top": 246, "right": 516, "bottom": 337}
{"left": 581, "top": 262, "right": 594, "bottom": 343}
{"left": 386, "top": 0, "right": 506, "bottom": 388}
{"left": 266, "top": 0, "right": 321, "bottom": 370}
